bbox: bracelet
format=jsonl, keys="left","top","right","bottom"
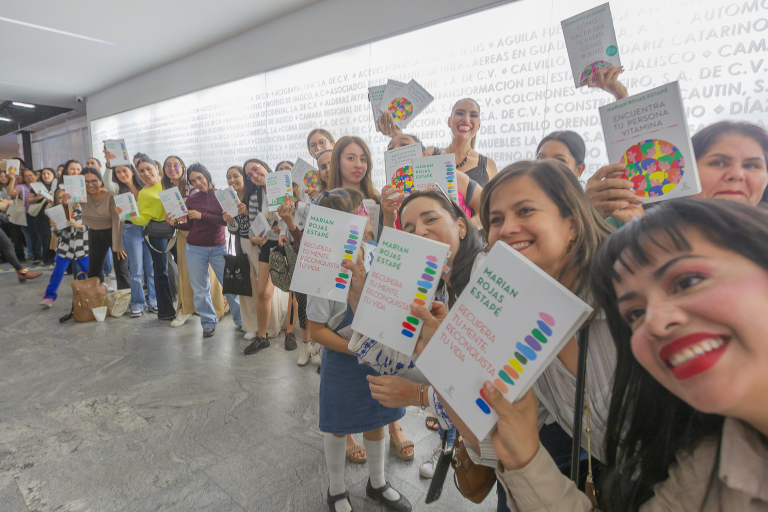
{"left": 418, "top": 384, "right": 427, "bottom": 410}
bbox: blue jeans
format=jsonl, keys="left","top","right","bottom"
{"left": 185, "top": 243, "right": 241, "bottom": 329}
{"left": 21, "top": 215, "right": 43, "bottom": 260}
{"left": 123, "top": 223, "right": 156, "bottom": 312}
{"left": 45, "top": 254, "right": 89, "bottom": 300}
{"left": 438, "top": 425, "right": 456, "bottom": 449}
{"left": 103, "top": 248, "right": 113, "bottom": 275}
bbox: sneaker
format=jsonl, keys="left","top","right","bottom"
{"left": 284, "top": 332, "right": 297, "bottom": 351}
{"left": 39, "top": 297, "right": 54, "bottom": 308}
{"left": 244, "top": 336, "right": 270, "bottom": 355}
{"left": 419, "top": 443, "right": 446, "bottom": 479}
{"left": 310, "top": 340, "right": 321, "bottom": 356}
{"left": 131, "top": 310, "right": 143, "bottom": 318}
{"left": 297, "top": 341, "right": 311, "bottom": 366}
{"left": 203, "top": 327, "right": 215, "bottom": 337}
{"left": 244, "top": 332, "right": 258, "bottom": 341}
{"left": 147, "top": 306, "right": 158, "bottom": 314}
{"left": 171, "top": 312, "right": 192, "bottom": 327}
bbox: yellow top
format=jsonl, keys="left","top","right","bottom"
{"left": 132, "top": 183, "right": 165, "bottom": 227}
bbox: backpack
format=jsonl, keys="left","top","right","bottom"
{"left": 68, "top": 272, "right": 110, "bottom": 322}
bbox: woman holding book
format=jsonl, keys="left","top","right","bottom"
{"left": 308, "top": 188, "right": 412, "bottom": 512}
{"left": 39, "top": 188, "right": 90, "bottom": 307}
{"left": 131, "top": 156, "right": 175, "bottom": 321}
{"left": 113, "top": 163, "right": 157, "bottom": 317}
{"left": 163, "top": 155, "right": 230, "bottom": 328}
{"left": 424, "top": 98, "right": 498, "bottom": 187}
{"left": 240, "top": 158, "right": 283, "bottom": 354}
{"left": 64, "top": 167, "right": 129, "bottom": 291}
{"left": 166, "top": 163, "right": 241, "bottom": 338}
{"left": 488, "top": 198, "right": 768, "bottom": 511}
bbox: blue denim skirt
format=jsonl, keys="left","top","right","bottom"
{"left": 318, "top": 347, "right": 405, "bottom": 434}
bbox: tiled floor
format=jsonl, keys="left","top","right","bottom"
{"left": 0, "top": 263, "right": 498, "bottom": 512}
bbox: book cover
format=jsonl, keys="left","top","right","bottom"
{"left": 157, "top": 186, "right": 188, "bottom": 218}
{"left": 6, "top": 159, "right": 20, "bottom": 175}
{"left": 214, "top": 187, "right": 241, "bottom": 218}
{"left": 416, "top": 242, "right": 593, "bottom": 441}
{"left": 45, "top": 204, "right": 68, "bottom": 229}
{"left": 378, "top": 79, "right": 435, "bottom": 129}
{"left": 104, "top": 139, "right": 131, "bottom": 166}
{"left": 114, "top": 192, "right": 140, "bottom": 221}
{"left": 30, "top": 182, "right": 53, "bottom": 201}
{"left": 351, "top": 227, "right": 450, "bottom": 355}
{"left": 289, "top": 205, "right": 364, "bottom": 303}
{"left": 63, "top": 176, "right": 87, "bottom": 203}
{"left": 367, "top": 203, "right": 381, "bottom": 241}
{"left": 369, "top": 80, "right": 406, "bottom": 131}
{"left": 249, "top": 212, "right": 271, "bottom": 237}
{"left": 561, "top": 3, "right": 621, "bottom": 88}
{"left": 266, "top": 170, "right": 293, "bottom": 212}
{"left": 384, "top": 143, "right": 422, "bottom": 200}
{"left": 599, "top": 81, "right": 700, "bottom": 203}
{"left": 411, "top": 154, "right": 459, "bottom": 203}
{"left": 291, "top": 158, "right": 319, "bottom": 193}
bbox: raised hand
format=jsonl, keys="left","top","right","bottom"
{"left": 587, "top": 65, "right": 628, "bottom": 100}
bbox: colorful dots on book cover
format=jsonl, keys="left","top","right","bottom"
{"left": 621, "top": 139, "right": 685, "bottom": 198}
{"left": 387, "top": 97, "right": 414, "bottom": 121}
{"left": 335, "top": 224, "right": 360, "bottom": 290}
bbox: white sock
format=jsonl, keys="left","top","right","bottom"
{"left": 363, "top": 437, "right": 400, "bottom": 501}
{"left": 324, "top": 433, "right": 347, "bottom": 492}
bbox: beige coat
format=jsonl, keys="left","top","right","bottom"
{"left": 497, "top": 417, "right": 768, "bottom": 511}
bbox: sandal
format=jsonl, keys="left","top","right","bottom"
{"left": 346, "top": 443, "right": 367, "bottom": 464}
{"left": 327, "top": 488, "right": 353, "bottom": 512}
{"left": 425, "top": 415, "right": 439, "bottom": 431}
{"left": 389, "top": 427, "right": 414, "bottom": 461}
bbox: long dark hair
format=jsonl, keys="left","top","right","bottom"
{"left": 114, "top": 164, "right": 146, "bottom": 195}
{"left": 63, "top": 159, "right": 81, "bottom": 175}
{"left": 327, "top": 136, "right": 380, "bottom": 204}
{"left": 399, "top": 188, "right": 486, "bottom": 305}
{"left": 187, "top": 163, "right": 215, "bottom": 190}
{"left": 537, "top": 131, "right": 586, "bottom": 166}
{"left": 479, "top": 160, "right": 613, "bottom": 300}
{"left": 226, "top": 165, "right": 256, "bottom": 196}
{"left": 161, "top": 156, "right": 188, "bottom": 196}
{"left": 590, "top": 198, "right": 768, "bottom": 511}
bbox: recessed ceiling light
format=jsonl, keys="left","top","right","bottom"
{"left": 12, "top": 102, "right": 35, "bottom": 108}
{"left": 0, "top": 117, "right": 12, "bottom": 122}
{"left": 0, "top": 16, "right": 120, "bottom": 47}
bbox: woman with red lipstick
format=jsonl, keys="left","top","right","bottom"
{"left": 486, "top": 198, "right": 768, "bottom": 511}
{"left": 425, "top": 98, "right": 498, "bottom": 186}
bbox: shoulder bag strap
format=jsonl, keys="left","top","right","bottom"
{"left": 144, "top": 232, "right": 177, "bottom": 253}
{"left": 570, "top": 325, "right": 590, "bottom": 484}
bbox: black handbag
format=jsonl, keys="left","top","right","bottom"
{"left": 222, "top": 236, "right": 252, "bottom": 296}
{"left": 144, "top": 220, "right": 177, "bottom": 253}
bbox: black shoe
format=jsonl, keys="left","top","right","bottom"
{"left": 365, "top": 479, "right": 411, "bottom": 511}
{"left": 327, "top": 488, "right": 353, "bottom": 511}
{"left": 203, "top": 328, "right": 215, "bottom": 337}
{"left": 244, "top": 337, "right": 270, "bottom": 355}
{"left": 284, "top": 332, "right": 297, "bottom": 351}
{"left": 317, "top": 365, "right": 321, "bottom": 374}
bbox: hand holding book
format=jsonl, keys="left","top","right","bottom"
{"left": 484, "top": 385, "right": 540, "bottom": 472}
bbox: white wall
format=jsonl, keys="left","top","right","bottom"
{"left": 85, "top": 0, "right": 508, "bottom": 122}
{"left": 29, "top": 116, "right": 90, "bottom": 170}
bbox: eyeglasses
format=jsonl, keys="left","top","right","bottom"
{"left": 84, "top": 179, "right": 100, "bottom": 185}
{"left": 309, "top": 139, "right": 329, "bottom": 150}
{"left": 165, "top": 163, "right": 182, "bottom": 171}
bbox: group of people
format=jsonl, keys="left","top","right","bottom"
{"left": 2, "top": 66, "right": 767, "bottom": 512}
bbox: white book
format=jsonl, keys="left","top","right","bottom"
{"left": 361, "top": 241, "right": 377, "bottom": 274}
{"left": 291, "top": 158, "right": 319, "bottom": 193}
{"left": 369, "top": 80, "right": 406, "bottom": 131}
{"left": 351, "top": 227, "right": 450, "bottom": 355}
{"left": 289, "top": 205, "right": 363, "bottom": 302}
{"left": 378, "top": 79, "right": 434, "bottom": 129}
{"left": 599, "top": 81, "right": 700, "bottom": 203}
{"left": 384, "top": 143, "right": 422, "bottom": 200}
{"left": 214, "top": 187, "right": 241, "bottom": 218}
{"left": 248, "top": 212, "right": 271, "bottom": 237}
{"left": 416, "top": 242, "right": 593, "bottom": 441}
{"left": 561, "top": 3, "right": 621, "bottom": 88}
{"left": 114, "top": 192, "right": 140, "bottom": 221}
{"left": 45, "top": 204, "right": 68, "bottom": 230}
{"left": 63, "top": 176, "right": 87, "bottom": 203}
{"left": 157, "top": 186, "right": 188, "bottom": 218}
{"left": 104, "top": 139, "right": 131, "bottom": 166}
{"left": 367, "top": 203, "right": 381, "bottom": 242}
{"left": 411, "top": 154, "right": 459, "bottom": 203}
{"left": 6, "top": 159, "right": 20, "bottom": 176}
{"left": 30, "top": 182, "right": 53, "bottom": 201}
{"left": 266, "top": 170, "right": 293, "bottom": 212}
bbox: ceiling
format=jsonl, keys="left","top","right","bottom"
{"left": 0, "top": 101, "right": 72, "bottom": 137}
{"left": 0, "top": 0, "right": 321, "bottom": 110}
